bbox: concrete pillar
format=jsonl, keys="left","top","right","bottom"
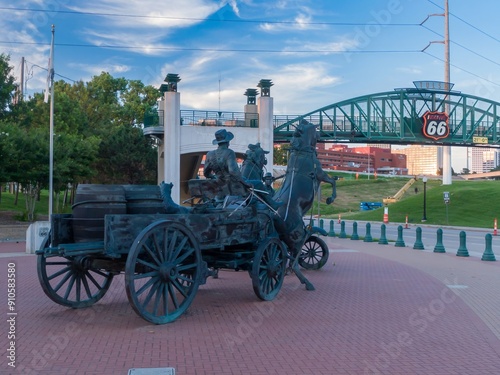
{"left": 258, "top": 95, "right": 274, "bottom": 175}
{"left": 157, "top": 148, "right": 165, "bottom": 184}
{"left": 163, "top": 90, "right": 181, "bottom": 203}
{"left": 442, "top": 145, "right": 452, "bottom": 185}
{"left": 26, "top": 221, "right": 51, "bottom": 254}
{"left": 244, "top": 103, "right": 258, "bottom": 126}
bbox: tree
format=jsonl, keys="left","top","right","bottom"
{"left": 8, "top": 126, "right": 48, "bottom": 220}
{"left": 1, "top": 69, "right": 160, "bottom": 218}
{"left": 0, "top": 53, "right": 17, "bottom": 118}
{"left": 273, "top": 145, "right": 288, "bottom": 165}
{"left": 96, "top": 125, "right": 157, "bottom": 184}
{"left": 120, "top": 80, "right": 160, "bottom": 126}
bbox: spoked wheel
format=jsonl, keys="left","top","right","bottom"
{"left": 251, "top": 237, "right": 287, "bottom": 301}
{"left": 37, "top": 233, "right": 113, "bottom": 308}
{"left": 125, "top": 220, "right": 202, "bottom": 324}
{"left": 299, "top": 235, "right": 329, "bottom": 270}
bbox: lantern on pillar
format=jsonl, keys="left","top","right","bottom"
{"left": 257, "top": 79, "right": 273, "bottom": 97}
{"left": 244, "top": 88, "right": 258, "bottom": 105}
{"left": 161, "top": 73, "right": 181, "bottom": 93}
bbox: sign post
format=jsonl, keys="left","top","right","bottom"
{"left": 443, "top": 192, "right": 450, "bottom": 225}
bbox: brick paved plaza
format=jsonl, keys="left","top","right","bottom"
{"left": 1, "top": 234, "right": 499, "bottom": 374}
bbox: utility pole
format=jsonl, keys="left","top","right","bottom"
{"left": 442, "top": 0, "right": 452, "bottom": 185}
{"left": 19, "top": 57, "right": 24, "bottom": 102}
{"left": 421, "top": 0, "right": 452, "bottom": 185}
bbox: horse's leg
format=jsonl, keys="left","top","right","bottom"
{"left": 284, "top": 227, "right": 315, "bottom": 291}
{"left": 289, "top": 242, "right": 315, "bottom": 291}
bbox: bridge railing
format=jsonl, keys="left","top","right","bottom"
{"left": 144, "top": 109, "right": 259, "bottom": 128}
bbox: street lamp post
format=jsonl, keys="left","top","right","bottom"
{"left": 422, "top": 177, "right": 428, "bottom": 222}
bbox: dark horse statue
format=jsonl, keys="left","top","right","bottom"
{"left": 273, "top": 120, "right": 337, "bottom": 290}
{"left": 240, "top": 142, "right": 269, "bottom": 181}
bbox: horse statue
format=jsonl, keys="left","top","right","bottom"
{"left": 273, "top": 119, "right": 337, "bottom": 290}
{"left": 241, "top": 142, "right": 269, "bottom": 181}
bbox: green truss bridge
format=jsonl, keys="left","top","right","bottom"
{"left": 273, "top": 85, "right": 500, "bottom": 147}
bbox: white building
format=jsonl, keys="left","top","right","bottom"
{"left": 469, "top": 147, "right": 500, "bottom": 173}
{"left": 393, "top": 145, "right": 438, "bottom": 175}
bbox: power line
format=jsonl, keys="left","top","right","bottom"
{"left": 24, "top": 60, "right": 76, "bottom": 83}
{"left": 0, "top": 6, "right": 421, "bottom": 27}
{"left": 420, "top": 25, "right": 500, "bottom": 69}
{"left": 426, "top": 0, "right": 500, "bottom": 44}
{"left": 423, "top": 51, "right": 500, "bottom": 88}
{"left": 0, "top": 40, "right": 421, "bottom": 54}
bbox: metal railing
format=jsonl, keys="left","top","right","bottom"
{"left": 144, "top": 110, "right": 259, "bottom": 128}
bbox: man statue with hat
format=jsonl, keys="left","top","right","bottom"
{"left": 262, "top": 172, "right": 276, "bottom": 198}
{"left": 204, "top": 129, "right": 282, "bottom": 210}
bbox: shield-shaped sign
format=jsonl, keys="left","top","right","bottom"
{"left": 422, "top": 111, "right": 450, "bottom": 141}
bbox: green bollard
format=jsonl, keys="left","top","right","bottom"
{"left": 310, "top": 219, "right": 315, "bottom": 227}
{"left": 434, "top": 228, "right": 446, "bottom": 253}
{"left": 413, "top": 227, "right": 425, "bottom": 250}
{"left": 394, "top": 225, "right": 405, "bottom": 247}
{"left": 351, "top": 221, "right": 360, "bottom": 240}
{"left": 328, "top": 220, "right": 336, "bottom": 237}
{"left": 320, "top": 219, "right": 324, "bottom": 231}
{"left": 339, "top": 221, "right": 347, "bottom": 238}
{"left": 378, "top": 224, "right": 388, "bottom": 245}
{"left": 364, "top": 222, "right": 373, "bottom": 242}
{"left": 481, "top": 234, "right": 496, "bottom": 261}
{"left": 456, "top": 231, "right": 469, "bottom": 257}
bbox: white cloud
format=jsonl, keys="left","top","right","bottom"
{"left": 259, "top": 7, "right": 324, "bottom": 32}
{"left": 282, "top": 37, "right": 359, "bottom": 55}
{"left": 64, "top": 0, "right": 224, "bottom": 55}
{"left": 397, "top": 66, "right": 423, "bottom": 75}
{"left": 67, "top": 0, "right": 219, "bottom": 29}
{"left": 68, "top": 61, "right": 131, "bottom": 78}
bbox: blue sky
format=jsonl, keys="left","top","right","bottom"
{"left": 2, "top": 0, "right": 500, "bottom": 170}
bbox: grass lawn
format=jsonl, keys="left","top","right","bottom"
{"left": 310, "top": 174, "right": 499, "bottom": 229}
{"left": 0, "top": 189, "right": 71, "bottom": 222}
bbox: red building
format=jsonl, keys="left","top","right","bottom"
{"left": 316, "top": 144, "right": 407, "bottom": 175}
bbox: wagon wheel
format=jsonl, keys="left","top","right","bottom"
{"left": 251, "top": 237, "right": 286, "bottom": 301}
{"left": 299, "top": 235, "right": 329, "bottom": 270}
{"left": 37, "top": 232, "right": 113, "bottom": 308}
{"left": 125, "top": 220, "right": 202, "bottom": 324}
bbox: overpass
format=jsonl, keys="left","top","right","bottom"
{"left": 143, "top": 77, "right": 500, "bottom": 201}
{"left": 272, "top": 84, "right": 500, "bottom": 147}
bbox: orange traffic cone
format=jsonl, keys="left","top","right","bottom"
{"left": 338, "top": 214, "right": 341, "bottom": 224}
{"left": 494, "top": 218, "right": 498, "bottom": 236}
{"left": 383, "top": 206, "right": 389, "bottom": 224}
{"left": 405, "top": 215, "right": 409, "bottom": 229}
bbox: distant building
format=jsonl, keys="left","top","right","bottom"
{"left": 393, "top": 145, "right": 438, "bottom": 175}
{"left": 470, "top": 147, "right": 500, "bottom": 173}
{"left": 316, "top": 144, "right": 407, "bottom": 175}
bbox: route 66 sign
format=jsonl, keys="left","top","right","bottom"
{"left": 422, "top": 111, "right": 449, "bottom": 141}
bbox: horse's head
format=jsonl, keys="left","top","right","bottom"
{"left": 290, "top": 120, "right": 319, "bottom": 152}
{"left": 246, "top": 142, "right": 269, "bottom": 168}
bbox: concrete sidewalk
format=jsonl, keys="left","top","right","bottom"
{"left": 0, "top": 237, "right": 499, "bottom": 374}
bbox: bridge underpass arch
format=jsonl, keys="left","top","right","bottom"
{"left": 273, "top": 85, "right": 500, "bottom": 183}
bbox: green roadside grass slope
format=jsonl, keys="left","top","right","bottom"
{"left": 311, "top": 174, "right": 499, "bottom": 229}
